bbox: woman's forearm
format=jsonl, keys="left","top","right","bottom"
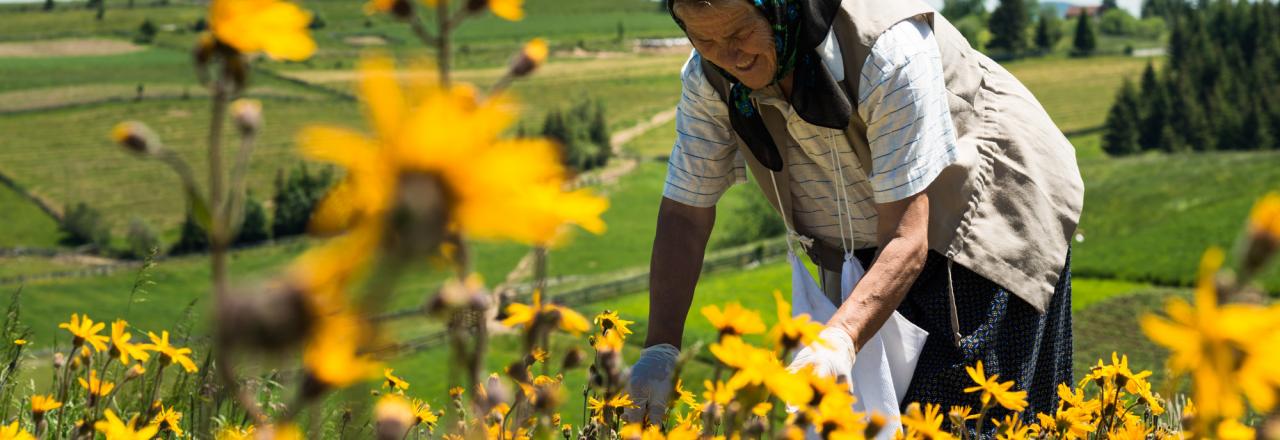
{"left": 828, "top": 193, "right": 930, "bottom": 351}
{"left": 644, "top": 197, "right": 717, "bottom": 348}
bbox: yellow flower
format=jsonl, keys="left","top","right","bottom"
{"left": 594, "top": 310, "right": 634, "bottom": 338}
{"left": 769, "top": 290, "right": 825, "bottom": 350}
{"left": 303, "top": 312, "right": 380, "bottom": 388}
{"left": 150, "top": 405, "right": 183, "bottom": 437}
{"left": 299, "top": 55, "right": 607, "bottom": 248}
{"left": 209, "top": 0, "right": 315, "bottom": 61}
{"left": 993, "top": 414, "right": 1031, "bottom": 440}
{"left": 710, "top": 336, "right": 812, "bottom": 406}
{"left": 79, "top": 370, "right": 116, "bottom": 397}
{"left": 410, "top": 398, "right": 439, "bottom": 428}
{"left": 1141, "top": 247, "right": 1280, "bottom": 421}
{"left": 1248, "top": 192, "right": 1280, "bottom": 239}
{"left": 1035, "top": 406, "right": 1095, "bottom": 440}
{"left": 110, "top": 320, "right": 152, "bottom": 365}
{"left": 147, "top": 331, "right": 198, "bottom": 373}
{"left": 593, "top": 329, "right": 624, "bottom": 353}
{"left": 0, "top": 421, "right": 33, "bottom": 440}
{"left": 1216, "top": 419, "right": 1256, "bottom": 440}
{"left": 31, "top": 394, "right": 62, "bottom": 416}
{"left": 488, "top": 0, "right": 523, "bottom": 21}
{"left": 215, "top": 425, "right": 255, "bottom": 440}
{"left": 502, "top": 290, "right": 591, "bottom": 335}
{"left": 449, "top": 386, "right": 465, "bottom": 399}
{"left": 900, "top": 403, "right": 954, "bottom": 440}
{"left": 59, "top": 313, "right": 109, "bottom": 352}
{"left": 1107, "top": 415, "right": 1149, "bottom": 440}
{"left": 702, "top": 380, "right": 737, "bottom": 406}
{"left": 531, "top": 347, "right": 550, "bottom": 363}
{"left": 674, "top": 379, "right": 697, "bottom": 408}
{"left": 587, "top": 393, "right": 635, "bottom": 423}
{"left": 948, "top": 405, "right": 977, "bottom": 423}
{"left": 383, "top": 368, "right": 409, "bottom": 391}
{"left": 12, "top": 339, "right": 26, "bottom": 346}
{"left": 701, "top": 303, "right": 765, "bottom": 336}
{"left": 963, "top": 360, "right": 1028, "bottom": 412}
{"left": 94, "top": 409, "right": 159, "bottom": 440}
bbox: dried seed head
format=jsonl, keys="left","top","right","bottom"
{"left": 217, "top": 280, "right": 315, "bottom": 351}
{"left": 374, "top": 396, "right": 416, "bottom": 440}
{"left": 230, "top": 99, "right": 263, "bottom": 135}
{"left": 561, "top": 347, "right": 584, "bottom": 370}
{"left": 509, "top": 38, "right": 548, "bottom": 78}
{"left": 111, "top": 121, "right": 162, "bottom": 156}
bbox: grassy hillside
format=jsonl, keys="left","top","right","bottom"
{"left": 0, "top": 183, "right": 61, "bottom": 248}
{"left": 1074, "top": 150, "right": 1280, "bottom": 290}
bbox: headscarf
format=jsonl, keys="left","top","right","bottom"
{"left": 667, "top": 0, "right": 850, "bottom": 171}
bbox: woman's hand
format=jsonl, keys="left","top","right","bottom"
{"left": 623, "top": 344, "right": 681, "bottom": 425}
{"left": 787, "top": 327, "right": 857, "bottom": 380}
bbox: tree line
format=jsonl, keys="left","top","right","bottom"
{"left": 60, "top": 164, "right": 335, "bottom": 258}
{"left": 944, "top": 0, "right": 1164, "bottom": 59}
{"left": 1104, "top": 0, "right": 1280, "bottom": 155}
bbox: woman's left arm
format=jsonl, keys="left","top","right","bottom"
{"left": 827, "top": 193, "right": 930, "bottom": 351}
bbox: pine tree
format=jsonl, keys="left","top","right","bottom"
{"left": 1034, "top": 11, "right": 1056, "bottom": 52}
{"left": 236, "top": 196, "right": 271, "bottom": 245}
{"left": 172, "top": 211, "right": 209, "bottom": 254}
{"left": 1137, "top": 62, "right": 1167, "bottom": 151}
{"left": 1104, "top": 80, "right": 1142, "bottom": 155}
{"left": 988, "top": 0, "right": 1029, "bottom": 55}
{"left": 1101, "top": 0, "right": 1118, "bottom": 11}
{"left": 1072, "top": 12, "right": 1097, "bottom": 56}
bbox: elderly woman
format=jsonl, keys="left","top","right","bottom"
{"left": 625, "top": 0, "right": 1084, "bottom": 432}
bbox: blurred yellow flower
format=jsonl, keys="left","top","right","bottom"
{"left": 110, "top": 320, "right": 152, "bottom": 365}
{"left": 594, "top": 310, "right": 633, "bottom": 338}
{"left": 0, "top": 421, "right": 33, "bottom": 440}
{"left": 964, "top": 360, "right": 1028, "bottom": 412}
{"left": 1216, "top": 419, "right": 1256, "bottom": 440}
{"left": 30, "top": 394, "right": 61, "bottom": 416}
{"left": 59, "top": 313, "right": 109, "bottom": 352}
{"left": 900, "top": 402, "right": 953, "bottom": 440}
{"left": 384, "top": 368, "right": 410, "bottom": 391}
{"left": 502, "top": 290, "right": 591, "bottom": 335}
{"left": 375, "top": 394, "right": 416, "bottom": 433}
{"left": 150, "top": 405, "right": 183, "bottom": 437}
{"left": 993, "top": 414, "right": 1031, "bottom": 440}
{"left": 79, "top": 370, "right": 116, "bottom": 397}
{"left": 303, "top": 312, "right": 380, "bottom": 389}
{"left": 710, "top": 336, "right": 811, "bottom": 406}
{"left": 1141, "top": 247, "right": 1280, "bottom": 421}
{"left": 674, "top": 379, "right": 697, "bottom": 408}
{"left": 587, "top": 394, "right": 634, "bottom": 423}
{"left": 702, "top": 380, "right": 737, "bottom": 406}
{"left": 769, "top": 290, "right": 825, "bottom": 350}
{"left": 701, "top": 303, "right": 765, "bottom": 336}
{"left": 12, "top": 339, "right": 26, "bottom": 346}
{"left": 593, "top": 329, "right": 624, "bottom": 353}
{"left": 147, "top": 331, "right": 198, "bottom": 373}
{"left": 215, "top": 425, "right": 255, "bottom": 440}
{"left": 94, "top": 409, "right": 159, "bottom": 440}
{"left": 299, "top": 55, "right": 606, "bottom": 248}
{"left": 489, "top": 0, "right": 523, "bottom": 20}
{"left": 210, "top": 0, "right": 315, "bottom": 61}
{"left": 1248, "top": 192, "right": 1280, "bottom": 238}
{"left": 449, "top": 386, "right": 465, "bottom": 399}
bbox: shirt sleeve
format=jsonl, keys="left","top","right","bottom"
{"left": 661, "top": 51, "right": 748, "bottom": 208}
{"left": 857, "top": 18, "right": 959, "bottom": 204}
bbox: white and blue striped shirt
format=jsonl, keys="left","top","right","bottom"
{"left": 663, "top": 18, "right": 958, "bottom": 249}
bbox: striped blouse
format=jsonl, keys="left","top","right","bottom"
{"left": 662, "top": 17, "right": 959, "bottom": 250}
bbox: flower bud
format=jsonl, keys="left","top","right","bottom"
{"left": 561, "top": 347, "right": 584, "bottom": 370}
{"left": 111, "top": 121, "right": 162, "bottom": 156}
{"left": 217, "top": 280, "right": 315, "bottom": 351}
{"left": 230, "top": 99, "right": 263, "bottom": 135}
{"left": 509, "top": 38, "right": 548, "bottom": 78}
{"left": 53, "top": 353, "right": 66, "bottom": 369}
{"left": 126, "top": 364, "right": 147, "bottom": 381}
{"left": 374, "top": 395, "right": 415, "bottom": 440}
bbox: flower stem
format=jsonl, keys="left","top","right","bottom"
{"left": 436, "top": 0, "right": 450, "bottom": 87}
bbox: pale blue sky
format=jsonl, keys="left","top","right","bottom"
{"left": 922, "top": 0, "right": 1144, "bottom": 17}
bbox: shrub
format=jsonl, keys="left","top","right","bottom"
{"left": 125, "top": 218, "right": 160, "bottom": 259}
{"left": 271, "top": 163, "right": 335, "bottom": 239}
{"left": 236, "top": 195, "right": 271, "bottom": 245}
{"left": 59, "top": 202, "right": 111, "bottom": 250}
{"left": 135, "top": 19, "right": 158, "bottom": 44}
{"left": 170, "top": 210, "right": 208, "bottom": 254}
{"left": 541, "top": 99, "right": 612, "bottom": 172}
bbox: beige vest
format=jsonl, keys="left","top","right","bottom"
{"left": 700, "top": 0, "right": 1084, "bottom": 313}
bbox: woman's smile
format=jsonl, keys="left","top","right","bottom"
{"left": 734, "top": 54, "right": 758, "bottom": 72}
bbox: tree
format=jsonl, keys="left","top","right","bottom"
{"left": 125, "top": 218, "right": 160, "bottom": 259}
{"left": 1034, "top": 9, "right": 1062, "bottom": 52}
{"left": 171, "top": 210, "right": 208, "bottom": 254}
{"left": 1101, "top": 0, "right": 1118, "bottom": 12}
{"left": 60, "top": 202, "right": 111, "bottom": 251}
{"left": 1099, "top": 9, "right": 1138, "bottom": 36}
{"left": 1103, "top": 80, "right": 1142, "bottom": 155}
{"left": 942, "top": 0, "right": 987, "bottom": 21}
{"left": 271, "top": 164, "right": 335, "bottom": 238}
{"left": 1072, "top": 12, "right": 1097, "bottom": 56}
{"left": 236, "top": 195, "right": 270, "bottom": 245}
{"left": 1137, "top": 62, "right": 1167, "bottom": 151}
{"left": 987, "top": 0, "right": 1029, "bottom": 55}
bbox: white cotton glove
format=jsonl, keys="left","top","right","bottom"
{"left": 623, "top": 343, "right": 680, "bottom": 425}
{"left": 787, "top": 327, "right": 858, "bottom": 381}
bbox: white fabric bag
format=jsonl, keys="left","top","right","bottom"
{"left": 789, "top": 251, "right": 928, "bottom": 439}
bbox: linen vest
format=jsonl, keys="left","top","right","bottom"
{"left": 698, "top": 0, "right": 1084, "bottom": 313}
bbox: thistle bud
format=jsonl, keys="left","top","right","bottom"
{"left": 230, "top": 99, "right": 262, "bottom": 135}
{"left": 125, "top": 364, "right": 147, "bottom": 381}
{"left": 374, "top": 395, "right": 415, "bottom": 440}
{"left": 111, "top": 121, "right": 162, "bottom": 156}
{"left": 53, "top": 353, "right": 66, "bottom": 369}
{"left": 217, "top": 280, "right": 314, "bottom": 351}
{"left": 508, "top": 38, "right": 548, "bottom": 78}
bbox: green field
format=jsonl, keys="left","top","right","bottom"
{"left": 0, "top": 183, "right": 61, "bottom": 248}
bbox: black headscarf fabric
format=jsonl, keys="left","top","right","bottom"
{"left": 667, "top": 0, "right": 849, "bottom": 171}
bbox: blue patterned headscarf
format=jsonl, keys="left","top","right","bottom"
{"left": 667, "top": 0, "right": 850, "bottom": 171}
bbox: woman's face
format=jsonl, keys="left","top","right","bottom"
{"left": 677, "top": 1, "right": 777, "bottom": 89}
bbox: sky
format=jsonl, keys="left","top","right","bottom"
{"left": 921, "top": 0, "right": 1144, "bottom": 17}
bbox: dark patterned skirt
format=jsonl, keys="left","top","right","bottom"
{"left": 840, "top": 247, "right": 1074, "bottom": 435}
